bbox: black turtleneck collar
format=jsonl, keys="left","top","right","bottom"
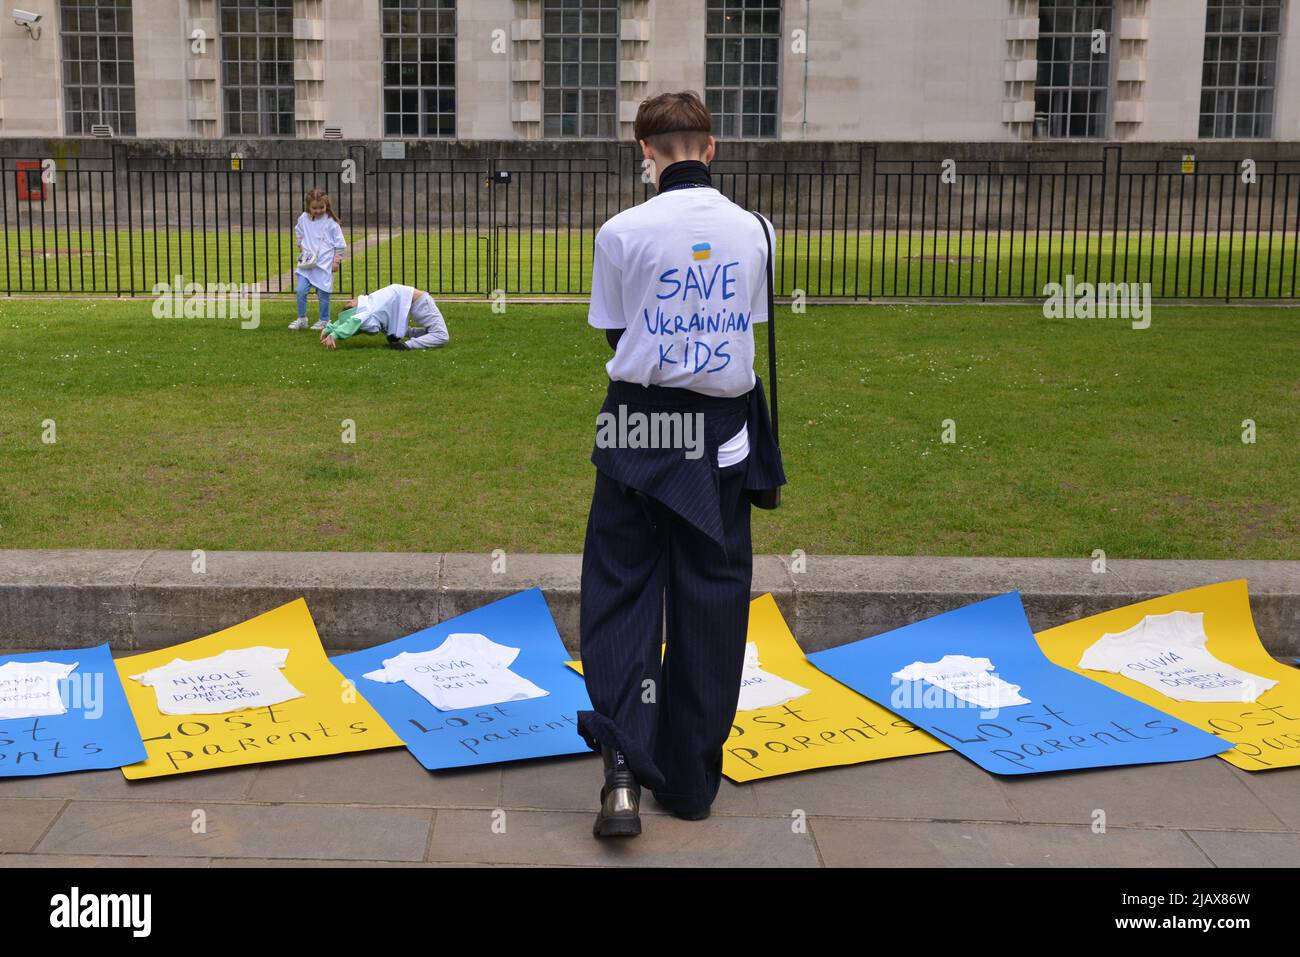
{"left": 656, "top": 160, "right": 713, "bottom": 194}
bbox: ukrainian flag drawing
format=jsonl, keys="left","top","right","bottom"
{"left": 692, "top": 242, "right": 712, "bottom": 261}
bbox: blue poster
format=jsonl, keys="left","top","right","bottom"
{"left": 808, "top": 593, "right": 1231, "bottom": 775}
{"left": 0, "top": 644, "right": 146, "bottom": 777}
{"left": 332, "top": 588, "right": 592, "bottom": 770}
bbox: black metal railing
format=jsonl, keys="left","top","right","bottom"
{"left": 1, "top": 145, "right": 1297, "bottom": 300}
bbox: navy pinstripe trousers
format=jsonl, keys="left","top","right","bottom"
{"left": 577, "top": 461, "right": 753, "bottom": 814}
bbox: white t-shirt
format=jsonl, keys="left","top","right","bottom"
{"left": 294, "top": 212, "right": 347, "bottom": 293}
{"left": 589, "top": 187, "right": 772, "bottom": 402}
{"left": 1079, "top": 610, "right": 1278, "bottom": 703}
{"left": 893, "top": 654, "right": 1031, "bottom": 710}
{"left": 0, "top": 660, "right": 78, "bottom": 719}
{"left": 352, "top": 284, "right": 416, "bottom": 335}
{"left": 716, "top": 425, "right": 749, "bottom": 469}
{"left": 736, "top": 643, "right": 810, "bottom": 712}
{"left": 363, "top": 632, "right": 549, "bottom": 712}
{"left": 130, "top": 646, "right": 304, "bottom": 715}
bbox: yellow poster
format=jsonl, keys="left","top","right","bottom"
{"left": 117, "top": 598, "right": 403, "bottom": 779}
{"left": 570, "top": 593, "right": 948, "bottom": 782}
{"left": 1035, "top": 580, "right": 1300, "bottom": 772}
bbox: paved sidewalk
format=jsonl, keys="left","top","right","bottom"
{"left": 3, "top": 642, "right": 1297, "bottom": 868}
{"left": 2, "top": 747, "right": 1297, "bottom": 868}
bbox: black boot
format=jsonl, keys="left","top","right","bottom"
{"left": 593, "top": 746, "right": 641, "bottom": 838}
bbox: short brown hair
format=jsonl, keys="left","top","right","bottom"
{"left": 634, "top": 91, "right": 712, "bottom": 156}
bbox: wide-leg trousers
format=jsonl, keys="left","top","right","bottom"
{"left": 577, "top": 460, "right": 753, "bottom": 814}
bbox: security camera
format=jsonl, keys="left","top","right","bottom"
{"left": 12, "top": 9, "right": 42, "bottom": 38}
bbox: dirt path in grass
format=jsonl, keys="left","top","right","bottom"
{"left": 256, "top": 229, "right": 391, "bottom": 294}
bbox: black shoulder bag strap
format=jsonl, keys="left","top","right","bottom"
{"left": 749, "top": 210, "right": 781, "bottom": 510}
{"left": 751, "top": 210, "right": 778, "bottom": 443}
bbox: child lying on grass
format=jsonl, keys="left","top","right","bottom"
{"left": 320, "top": 284, "right": 450, "bottom": 351}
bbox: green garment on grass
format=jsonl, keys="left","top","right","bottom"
{"left": 324, "top": 306, "right": 363, "bottom": 341}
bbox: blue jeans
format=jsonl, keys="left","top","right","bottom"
{"left": 295, "top": 272, "right": 331, "bottom": 323}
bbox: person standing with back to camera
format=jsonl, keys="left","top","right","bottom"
{"left": 578, "top": 91, "right": 786, "bottom": 838}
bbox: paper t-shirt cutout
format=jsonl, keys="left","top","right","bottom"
{"left": 363, "top": 632, "right": 549, "bottom": 712}
{"left": 1035, "top": 581, "right": 1300, "bottom": 772}
{"left": 118, "top": 600, "right": 401, "bottom": 778}
{"left": 1079, "top": 611, "right": 1278, "bottom": 703}
{"left": 1, "top": 645, "right": 146, "bottom": 778}
{"left": 737, "top": 642, "right": 810, "bottom": 712}
{"left": 130, "top": 646, "right": 304, "bottom": 715}
{"left": 0, "top": 660, "right": 78, "bottom": 719}
{"left": 893, "top": 654, "right": 1031, "bottom": 710}
{"left": 332, "top": 589, "right": 589, "bottom": 770}
{"left": 811, "top": 592, "right": 1232, "bottom": 774}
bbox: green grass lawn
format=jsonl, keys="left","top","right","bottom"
{"left": 0, "top": 227, "right": 302, "bottom": 292}
{"left": 5, "top": 228, "right": 1299, "bottom": 300}
{"left": 0, "top": 298, "right": 1295, "bottom": 558}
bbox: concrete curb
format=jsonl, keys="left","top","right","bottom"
{"left": 0, "top": 550, "right": 1296, "bottom": 655}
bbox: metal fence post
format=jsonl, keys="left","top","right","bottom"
{"left": 856, "top": 145, "right": 873, "bottom": 301}
{"left": 1104, "top": 144, "right": 1121, "bottom": 288}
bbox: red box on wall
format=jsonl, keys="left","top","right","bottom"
{"left": 16, "top": 160, "right": 46, "bottom": 202}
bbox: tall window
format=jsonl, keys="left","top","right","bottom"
{"left": 219, "top": 0, "right": 294, "bottom": 136}
{"left": 1034, "top": 1, "right": 1112, "bottom": 138}
{"left": 705, "top": 0, "right": 781, "bottom": 138}
{"left": 60, "top": 0, "right": 136, "bottom": 136}
{"left": 542, "top": 0, "right": 618, "bottom": 138}
{"left": 381, "top": 0, "right": 457, "bottom": 137}
{"left": 1199, "top": 0, "right": 1283, "bottom": 138}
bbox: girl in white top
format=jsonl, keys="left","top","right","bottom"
{"left": 288, "top": 188, "right": 348, "bottom": 332}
